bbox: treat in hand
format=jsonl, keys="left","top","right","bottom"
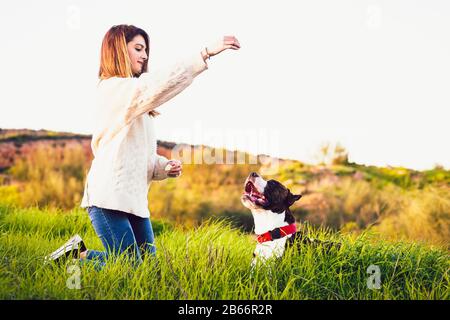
{"left": 206, "top": 35, "right": 241, "bottom": 57}
{"left": 165, "top": 160, "right": 182, "bottom": 178}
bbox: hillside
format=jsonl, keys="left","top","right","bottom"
{"left": 0, "top": 128, "right": 449, "bottom": 247}
{"left": 0, "top": 128, "right": 288, "bottom": 172}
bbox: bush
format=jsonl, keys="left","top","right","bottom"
{"left": 6, "top": 144, "right": 89, "bottom": 209}
{"left": 0, "top": 185, "right": 23, "bottom": 207}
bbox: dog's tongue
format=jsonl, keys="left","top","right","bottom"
{"left": 250, "top": 190, "right": 265, "bottom": 201}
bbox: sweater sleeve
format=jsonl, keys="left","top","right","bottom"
{"left": 124, "top": 52, "right": 208, "bottom": 125}
{"left": 152, "top": 154, "right": 170, "bottom": 181}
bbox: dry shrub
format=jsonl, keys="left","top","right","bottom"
{"left": 6, "top": 144, "right": 88, "bottom": 209}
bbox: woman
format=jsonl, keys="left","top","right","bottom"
{"left": 45, "top": 24, "right": 240, "bottom": 267}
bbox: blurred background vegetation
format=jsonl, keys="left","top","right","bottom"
{"left": 0, "top": 129, "right": 449, "bottom": 247}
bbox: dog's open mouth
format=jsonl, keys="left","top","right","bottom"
{"left": 243, "top": 181, "right": 266, "bottom": 204}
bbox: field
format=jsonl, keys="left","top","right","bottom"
{"left": 0, "top": 205, "right": 448, "bottom": 299}
{"left": 0, "top": 130, "right": 449, "bottom": 300}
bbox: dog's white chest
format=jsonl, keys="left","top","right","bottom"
{"left": 251, "top": 209, "right": 291, "bottom": 263}
{"left": 252, "top": 210, "right": 288, "bottom": 235}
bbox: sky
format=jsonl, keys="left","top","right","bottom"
{"left": 0, "top": 0, "right": 449, "bottom": 170}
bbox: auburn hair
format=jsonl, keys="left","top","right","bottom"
{"left": 98, "top": 24, "right": 159, "bottom": 116}
{"left": 98, "top": 24, "right": 150, "bottom": 79}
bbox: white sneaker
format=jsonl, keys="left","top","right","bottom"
{"left": 44, "top": 234, "right": 87, "bottom": 263}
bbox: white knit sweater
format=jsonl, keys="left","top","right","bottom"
{"left": 80, "top": 52, "right": 208, "bottom": 218}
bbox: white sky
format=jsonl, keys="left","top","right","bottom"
{"left": 0, "top": 0, "right": 449, "bottom": 170}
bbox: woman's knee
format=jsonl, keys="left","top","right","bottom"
{"left": 88, "top": 206, "right": 138, "bottom": 257}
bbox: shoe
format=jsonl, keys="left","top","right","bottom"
{"left": 44, "top": 234, "right": 87, "bottom": 263}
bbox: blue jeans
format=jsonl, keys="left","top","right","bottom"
{"left": 84, "top": 206, "right": 156, "bottom": 268}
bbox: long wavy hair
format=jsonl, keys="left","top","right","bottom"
{"left": 98, "top": 24, "right": 159, "bottom": 116}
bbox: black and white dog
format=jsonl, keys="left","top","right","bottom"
{"left": 241, "top": 172, "right": 335, "bottom": 266}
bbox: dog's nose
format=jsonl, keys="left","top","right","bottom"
{"left": 250, "top": 172, "right": 259, "bottom": 178}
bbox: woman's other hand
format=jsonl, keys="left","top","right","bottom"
{"left": 165, "top": 159, "right": 182, "bottom": 178}
{"left": 207, "top": 36, "right": 241, "bottom": 57}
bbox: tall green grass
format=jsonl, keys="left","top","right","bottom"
{"left": 1, "top": 205, "right": 448, "bottom": 299}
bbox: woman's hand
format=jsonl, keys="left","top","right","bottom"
{"left": 206, "top": 35, "right": 241, "bottom": 57}
{"left": 165, "top": 159, "right": 182, "bottom": 178}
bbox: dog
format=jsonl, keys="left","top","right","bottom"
{"left": 241, "top": 172, "right": 338, "bottom": 267}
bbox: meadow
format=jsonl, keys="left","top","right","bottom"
{"left": 0, "top": 205, "right": 448, "bottom": 299}
{"left": 0, "top": 133, "right": 449, "bottom": 299}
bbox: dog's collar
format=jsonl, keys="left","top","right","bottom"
{"left": 256, "top": 223, "right": 297, "bottom": 243}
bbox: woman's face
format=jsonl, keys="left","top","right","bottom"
{"left": 127, "top": 34, "right": 148, "bottom": 76}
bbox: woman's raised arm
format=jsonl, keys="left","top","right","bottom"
{"left": 124, "top": 36, "right": 241, "bottom": 124}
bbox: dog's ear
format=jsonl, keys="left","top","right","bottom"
{"left": 285, "top": 191, "right": 302, "bottom": 207}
